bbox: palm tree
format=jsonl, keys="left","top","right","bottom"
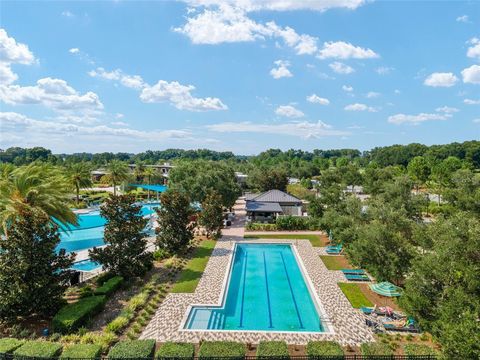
{"left": 133, "top": 161, "right": 146, "bottom": 182}
{"left": 0, "top": 164, "right": 77, "bottom": 235}
{"left": 106, "top": 160, "right": 130, "bottom": 196}
{"left": 143, "top": 167, "right": 156, "bottom": 201}
{"left": 66, "top": 162, "right": 93, "bottom": 206}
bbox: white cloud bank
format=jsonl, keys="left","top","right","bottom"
{"left": 461, "top": 64, "right": 480, "bottom": 84}
{"left": 424, "top": 72, "right": 458, "bottom": 87}
{"left": 318, "top": 41, "right": 378, "bottom": 59}
{"left": 0, "top": 28, "right": 36, "bottom": 85}
{"left": 388, "top": 113, "right": 451, "bottom": 125}
{"left": 467, "top": 37, "right": 480, "bottom": 60}
{"left": 183, "top": 1, "right": 367, "bottom": 12}
{"left": 329, "top": 61, "right": 355, "bottom": 74}
{"left": 206, "top": 120, "right": 348, "bottom": 139}
{"left": 89, "top": 67, "right": 227, "bottom": 111}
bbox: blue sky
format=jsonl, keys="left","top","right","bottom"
{"left": 0, "top": 0, "right": 479, "bottom": 155}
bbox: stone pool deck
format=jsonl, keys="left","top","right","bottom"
{"left": 141, "top": 201, "right": 374, "bottom": 345}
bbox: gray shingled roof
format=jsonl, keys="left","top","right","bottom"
{"left": 245, "top": 201, "right": 283, "bottom": 213}
{"left": 250, "top": 189, "right": 302, "bottom": 204}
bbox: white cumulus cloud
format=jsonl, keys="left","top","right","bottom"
{"left": 456, "top": 15, "right": 470, "bottom": 23}
{"left": 366, "top": 91, "right": 380, "bottom": 98}
{"left": 467, "top": 37, "right": 480, "bottom": 60}
{"left": 436, "top": 106, "right": 459, "bottom": 113}
{"left": 342, "top": 85, "right": 353, "bottom": 92}
{"left": 344, "top": 103, "right": 377, "bottom": 112}
{"left": 424, "top": 72, "right": 458, "bottom": 87}
{"left": 0, "top": 29, "right": 36, "bottom": 85}
{"left": 275, "top": 105, "right": 304, "bottom": 118}
{"left": 329, "top": 61, "right": 355, "bottom": 74}
{"left": 183, "top": 1, "right": 367, "bottom": 12}
{"left": 461, "top": 64, "right": 480, "bottom": 84}
{"left": 318, "top": 41, "right": 379, "bottom": 59}
{"left": 306, "top": 94, "right": 330, "bottom": 105}
{"left": 464, "top": 98, "right": 480, "bottom": 105}
{"left": 69, "top": 48, "right": 80, "bottom": 54}
{"left": 270, "top": 60, "right": 293, "bottom": 79}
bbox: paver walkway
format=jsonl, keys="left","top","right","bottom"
{"left": 141, "top": 199, "right": 374, "bottom": 345}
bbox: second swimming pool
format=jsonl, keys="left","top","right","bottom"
{"left": 185, "top": 243, "right": 325, "bottom": 332}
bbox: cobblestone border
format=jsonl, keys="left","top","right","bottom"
{"left": 141, "top": 237, "right": 375, "bottom": 345}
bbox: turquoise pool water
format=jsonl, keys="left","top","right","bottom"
{"left": 185, "top": 243, "right": 324, "bottom": 332}
{"left": 71, "top": 259, "right": 101, "bottom": 271}
{"left": 58, "top": 203, "right": 159, "bottom": 253}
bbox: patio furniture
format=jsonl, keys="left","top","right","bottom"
{"left": 369, "top": 282, "right": 402, "bottom": 297}
{"left": 345, "top": 274, "right": 370, "bottom": 281}
{"left": 341, "top": 269, "right": 366, "bottom": 275}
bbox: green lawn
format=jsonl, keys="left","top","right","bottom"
{"left": 338, "top": 283, "right": 373, "bottom": 308}
{"left": 320, "top": 255, "right": 344, "bottom": 270}
{"left": 170, "top": 240, "right": 216, "bottom": 293}
{"left": 244, "top": 234, "right": 323, "bottom": 247}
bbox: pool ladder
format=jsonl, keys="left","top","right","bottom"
{"left": 207, "top": 310, "right": 226, "bottom": 329}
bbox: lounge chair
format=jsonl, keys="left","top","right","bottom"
{"left": 341, "top": 269, "right": 366, "bottom": 275}
{"left": 345, "top": 274, "right": 370, "bottom": 281}
{"left": 383, "top": 317, "right": 420, "bottom": 333}
{"left": 326, "top": 245, "right": 343, "bottom": 254}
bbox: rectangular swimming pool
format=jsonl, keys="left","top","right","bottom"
{"left": 185, "top": 243, "right": 325, "bottom": 332}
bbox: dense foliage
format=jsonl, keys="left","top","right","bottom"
{"left": 89, "top": 195, "right": 152, "bottom": 278}
{"left": 52, "top": 295, "right": 107, "bottom": 333}
{"left": 155, "top": 190, "right": 195, "bottom": 254}
{"left": 256, "top": 341, "right": 289, "bottom": 358}
{"left": 0, "top": 208, "right": 74, "bottom": 320}
{"left": 169, "top": 160, "right": 240, "bottom": 208}
{"left": 198, "top": 191, "right": 224, "bottom": 239}
{"left": 157, "top": 342, "right": 195, "bottom": 358}
{"left": 107, "top": 340, "right": 156, "bottom": 359}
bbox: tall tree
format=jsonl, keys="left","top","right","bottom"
{"left": 169, "top": 160, "right": 240, "bottom": 208}
{"left": 89, "top": 195, "right": 152, "bottom": 278}
{"left": 407, "top": 156, "right": 431, "bottom": 192}
{"left": 248, "top": 168, "right": 289, "bottom": 192}
{"left": 0, "top": 207, "right": 74, "bottom": 320}
{"left": 66, "top": 162, "right": 93, "bottom": 206}
{"left": 106, "top": 160, "right": 130, "bottom": 196}
{"left": 199, "top": 191, "right": 224, "bottom": 239}
{"left": 0, "top": 164, "right": 76, "bottom": 235}
{"left": 155, "top": 190, "right": 195, "bottom": 254}
{"left": 399, "top": 214, "right": 480, "bottom": 359}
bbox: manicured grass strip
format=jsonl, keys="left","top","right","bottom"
{"left": 13, "top": 341, "right": 62, "bottom": 358}
{"left": 108, "top": 340, "right": 156, "bottom": 359}
{"left": 0, "top": 338, "right": 24, "bottom": 354}
{"left": 244, "top": 234, "right": 322, "bottom": 247}
{"left": 60, "top": 344, "right": 102, "bottom": 359}
{"left": 320, "top": 255, "right": 344, "bottom": 270}
{"left": 404, "top": 344, "right": 438, "bottom": 357}
{"left": 338, "top": 283, "right": 373, "bottom": 308}
{"left": 256, "top": 341, "right": 289, "bottom": 359}
{"left": 306, "top": 341, "right": 344, "bottom": 356}
{"left": 157, "top": 342, "right": 194, "bottom": 359}
{"left": 170, "top": 240, "right": 216, "bottom": 293}
{"left": 199, "top": 341, "right": 245, "bottom": 359}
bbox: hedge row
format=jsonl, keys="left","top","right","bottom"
{"left": 94, "top": 276, "right": 124, "bottom": 296}
{"left": 256, "top": 341, "right": 289, "bottom": 359}
{"left": 52, "top": 295, "right": 107, "bottom": 333}
{"left": 108, "top": 340, "right": 156, "bottom": 359}
{"left": 0, "top": 339, "right": 438, "bottom": 359}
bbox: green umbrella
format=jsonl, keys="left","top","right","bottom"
{"left": 369, "top": 282, "right": 402, "bottom": 297}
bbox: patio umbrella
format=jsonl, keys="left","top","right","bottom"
{"left": 369, "top": 282, "right": 402, "bottom": 297}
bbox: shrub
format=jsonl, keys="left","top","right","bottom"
{"left": 198, "top": 341, "right": 245, "bottom": 359}
{"left": 275, "top": 215, "right": 320, "bottom": 231}
{"left": 404, "top": 344, "right": 437, "bottom": 358}
{"left": 306, "top": 341, "right": 344, "bottom": 356}
{"left": 108, "top": 340, "right": 156, "bottom": 359}
{"left": 52, "top": 296, "right": 107, "bottom": 333}
{"left": 80, "top": 332, "right": 117, "bottom": 353}
{"left": 105, "top": 315, "right": 130, "bottom": 334}
{"left": 78, "top": 285, "right": 94, "bottom": 298}
{"left": 0, "top": 338, "right": 24, "bottom": 355}
{"left": 60, "top": 344, "right": 102, "bottom": 359}
{"left": 94, "top": 276, "right": 124, "bottom": 296}
{"left": 361, "top": 343, "right": 394, "bottom": 357}
{"left": 256, "top": 341, "right": 289, "bottom": 359}
{"left": 245, "top": 223, "right": 277, "bottom": 231}
{"left": 13, "top": 341, "right": 62, "bottom": 358}
{"left": 157, "top": 342, "right": 194, "bottom": 359}
{"left": 95, "top": 272, "right": 115, "bottom": 286}
{"left": 153, "top": 248, "right": 170, "bottom": 261}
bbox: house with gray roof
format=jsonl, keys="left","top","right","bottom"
{"left": 245, "top": 189, "right": 303, "bottom": 223}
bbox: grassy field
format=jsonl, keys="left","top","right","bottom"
{"left": 320, "top": 255, "right": 351, "bottom": 270}
{"left": 170, "top": 239, "right": 216, "bottom": 293}
{"left": 244, "top": 234, "right": 323, "bottom": 247}
{"left": 338, "top": 283, "right": 374, "bottom": 308}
